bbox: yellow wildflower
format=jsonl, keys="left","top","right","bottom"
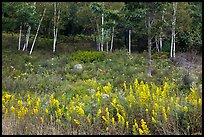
{"left": 96, "top": 108, "right": 102, "bottom": 118}
{"left": 152, "top": 117, "right": 156, "bottom": 123}
{"left": 45, "top": 108, "right": 49, "bottom": 114}
{"left": 132, "top": 125, "right": 137, "bottom": 135}
{"left": 112, "top": 117, "right": 115, "bottom": 126}
{"left": 141, "top": 119, "right": 150, "bottom": 134}
{"left": 198, "top": 98, "right": 202, "bottom": 106}
{"left": 74, "top": 119, "right": 80, "bottom": 125}
{"left": 10, "top": 106, "right": 15, "bottom": 112}
{"left": 126, "top": 121, "right": 129, "bottom": 128}
{"left": 138, "top": 128, "right": 144, "bottom": 135}
{"left": 87, "top": 114, "right": 91, "bottom": 124}
{"left": 102, "top": 116, "right": 109, "bottom": 124}
{"left": 183, "top": 106, "right": 188, "bottom": 112}
{"left": 40, "top": 117, "right": 44, "bottom": 123}
{"left": 106, "top": 127, "right": 109, "bottom": 133}
{"left": 56, "top": 118, "right": 61, "bottom": 124}
{"left": 18, "top": 100, "right": 23, "bottom": 106}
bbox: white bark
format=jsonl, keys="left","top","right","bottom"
{"left": 101, "top": 13, "right": 104, "bottom": 51}
{"left": 110, "top": 27, "right": 114, "bottom": 52}
{"left": 147, "top": 15, "right": 152, "bottom": 77}
{"left": 29, "top": 8, "right": 46, "bottom": 55}
{"left": 171, "top": 2, "right": 177, "bottom": 58}
{"left": 53, "top": 2, "right": 60, "bottom": 52}
{"left": 53, "top": 2, "right": 56, "bottom": 52}
{"left": 128, "top": 29, "right": 131, "bottom": 54}
{"left": 18, "top": 25, "right": 22, "bottom": 50}
{"left": 23, "top": 25, "right": 31, "bottom": 51}
{"left": 159, "top": 36, "right": 163, "bottom": 50}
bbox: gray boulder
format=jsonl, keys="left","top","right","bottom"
{"left": 74, "top": 64, "right": 83, "bottom": 70}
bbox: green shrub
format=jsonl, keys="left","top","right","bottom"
{"left": 70, "top": 51, "right": 106, "bottom": 63}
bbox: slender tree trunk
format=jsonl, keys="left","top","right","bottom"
{"left": 159, "top": 34, "right": 163, "bottom": 51}
{"left": 128, "top": 29, "right": 131, "bottom": 54}
{"left": 23, "top": 25, "right": 31, "bottom": 51}
{"left": 101, "top": 13, "right": 104, "bottom": 51}
{"left": 18, "top": 25, "right": 22, "bottom": 50}
{"left": 171, "top": 2, "right": 177, "bottom": 58}
{"left": 110, "top": 27, "right": 114, "bottom": 52}
{"left": 96, "top": 23, "right": 100, "bottom": 51}
{"left": 159, "top": 10, "right": 164, "bottom": 51}
{"left": 53, "top": 2, "right": 56, "bottom": 52}
{"left": 106, "top": 41, "right": 109, "bottom": 52}
{"left": 53, "top": 2, "right": 60, "bottom": 52}
{"left": 29, "top": 8, "right": 46, "bottom": 55}
{"left": 147, "top": 15, "right": 152, "bottom": 77}
{"left": 155, "top": 36, "right": 159, "bottom": 52}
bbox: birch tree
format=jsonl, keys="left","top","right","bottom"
{"left": 53, "top": 2, "right": 60, "bottom": 52}
{"left": 18, "top": 25, "right": 22, "bottom": 50}
{"left": 170, "top": 2, "right": 177, "bottom": 58}
{"left": 22, "top": 25, "right": 31, "bottom": 51}
{"left": 29, "top": 8, "right": 46, "bottom": 55}
{"left": 101, "top": 13, "right": 104, "bottom": 51}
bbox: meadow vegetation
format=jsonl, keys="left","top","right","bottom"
{"left": 2, "top": 33, "right": 202, "bottom": 135}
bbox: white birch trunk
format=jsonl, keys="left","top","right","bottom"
{"left": 53, "top": 2, "right": 60, "bottom": 52}
{"left": 159, "top": 36, "right": 162, "bottom": 50}
{"left": 172, "top": 3, "right": 177, "bottom": 58}
{"left": 23, "top": 25, "right": 31, "bottom": 51}
{"left": 147, "top": 15, "right": 152, "bottom": 77}
{"left": 101, "top": 13, "right": 104, "bottom": 51}
{"left": 29, "top": 8, "right": 46, "bottom": 55}
{"left": 171, "top": 2, "right": 177, "bottom": 58}
{"left": 128, "top": 29, "right": 131, "bottom": 54}
{"left": 110, "top": 27, "right": 114, "bottom": 52}
{"left": 53, "top": 2, "right": 56, "bottom": 52}
{"left": 18, "top": 25, "right": 22, "bottom": 50}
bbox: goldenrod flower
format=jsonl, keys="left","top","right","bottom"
{"left": 4, "top": 93, "right": 12, "bottom": 100}
{"left": 75, "top": 106, "right": 85, "bottom": 117}
{"left": 102, "top": 116, "right": 109, "bottom": 124}
{"left": 152, "top": 117, "right": 156, "bottom": 123}
{"left": 198, "top": 98, "right": 202, "bottom": 106}
{"left": 33, "top": 107, "right": 38, "bottom": 114}
{"left": 112, "top": 117, "right": 115, "bottom": 126}
{"left": 106, "top": 127, "right": 109, "bottom": 133}
{"left": 134, "top": 119, "right": 139, "bottom": 129}
{"left": 96, "top": 108, "right": 102, "bottom": 118}
{"left": 74, "top": 119, "right": 80, "bottom": 125}
{"left": 138, "top": 128, "right": 143, "bottom": 135}
{"left": 183, "top": 106, "right": 188, "bottom": 112}
{"left": 141, "top": 119, "right": 150, "bottom": 134}
{"left": 132, "top": 125, "right": 137, "bottom": 135}
{"left": 10, "top": 106, "right": 15, "bottom": 112}
{"left": 40, "top": 117, "right": 44, "bottom": 123}
{"left": 18, "top": 100, "right": 23, "bottom": 106}
{"left": 87, "top": 114, "right": 91, "bottom": 124}
{"left": 126, "top": 121, "right": 129, "bottom": 128}
{"left": 56, "top": 118, "right": 61, "bottom": 124}
{"left": 45, "top": 108, "right": 49, "bottom": 114}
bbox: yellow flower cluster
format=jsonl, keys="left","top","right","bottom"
{"left": 2, "top": 78, "right": 202, "bottom": 135}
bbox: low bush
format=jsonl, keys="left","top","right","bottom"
{"left": 70, "top": 51, "right": 106, "bottom": 63}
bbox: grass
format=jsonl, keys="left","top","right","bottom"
{"left": 2, "top": 32, "right": 202, "bottom": 135}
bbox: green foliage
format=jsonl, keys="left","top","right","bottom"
{"left": 70, "top": 51, "right": 106, "bottom": 63}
